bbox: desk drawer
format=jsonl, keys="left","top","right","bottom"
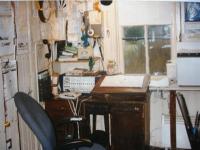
{"left": 109, "top": 94, "right": 146, "bottom": 102}
{"left": 45, "top": 100, "right": 73, "bottom": 120}
{"left": 111, "top": 103, "right": 144, "bottom": 114}
{"left": 85, "top": 102, "right": 109, "bottom": 114}
{"left": 111, "top": 103, "right": 145, "bottom": 150}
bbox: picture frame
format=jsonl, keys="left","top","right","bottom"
{"left": 185, "top": 2, "right": 200, "bottom": 22}
{"left": 180, "top": 2, "right": 200, "bottom": 41}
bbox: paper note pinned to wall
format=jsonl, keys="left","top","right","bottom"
{"left": 100, "top": 75, "right": 144, "bottom": 88}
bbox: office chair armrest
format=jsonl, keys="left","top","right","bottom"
{"left": 57, "top": 138, "right": 93, "bottom": 149}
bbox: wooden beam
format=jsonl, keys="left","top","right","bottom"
{"left": 170, "top": 90, "right": 176, "bottom": 150}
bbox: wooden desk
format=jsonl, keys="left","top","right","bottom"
{"left": 150, "top": 84, "right": 200, "bottom": 150}
{"left": 84, "top": 75, "right": 150, "bottom": 150}
{"left": 45, "top": 98, "right": 88, "bottom": 144}
{"left": 45, "top": 99, "right": 73, "bottom": 144}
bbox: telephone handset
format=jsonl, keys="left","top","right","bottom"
{"left": 43, "top": 39, "right": 51, "bottom": 59}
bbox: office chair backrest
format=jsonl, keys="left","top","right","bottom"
{"left": 176, "top": 92, "right": 193, "bottom": 132}
{"left": 14, "top": 92, "right": 56, "bottom": 150}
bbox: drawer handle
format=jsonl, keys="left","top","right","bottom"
{"left": 134, "top": 107, "right": 140, "bottom": 111}
{"left": 105, "top": 94, "right": 110, "bottom": 100}
{"left": 60, "top": 107, "right": 65, "bottom": 111}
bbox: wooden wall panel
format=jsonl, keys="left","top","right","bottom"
{"left": 18, "top": 116, "right": 37, "bottom": 150}
{"left": 15, "top": 1, "right": 29, "bottom": 55}
{"left": 16, "top": 54, "right": 31, "bottom": 93}
{"left": 16, "top": 53, "right": 39, "bottom": 150}
{"left": 0, "top": 60, "right": 21, "bottom": 150}
{"left": 0, "top": 61, "right": 7, "bottom": 150}
{"left": 15, "top": 1, "right": 39, "bottom": 150}
{"left": 5, "top": 99, "right": 20, "bottom": 150}
{"left": 2, "top": 61, "right": 20, "bottom": 150}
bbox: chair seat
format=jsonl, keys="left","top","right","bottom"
{"left": 75, "top": 144, "right": 105, "bottom": 150}
{"left": 57, "top": 143, "right": 105, "bottom": 150}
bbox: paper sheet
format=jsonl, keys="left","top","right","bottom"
{"left": 149, "top": 76, "right": 169, "bottom": 87}
{"left": 2, "top": 60, "right": 17, "bottom": 101}
{"left": 100, "top": 75, "right": 144, "bottom": 88}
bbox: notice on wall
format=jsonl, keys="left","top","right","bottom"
{"left": 1, "top": 60, "right": 17, "bottom": 101}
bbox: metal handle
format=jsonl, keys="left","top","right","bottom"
{"left": 134, "top": 106, "right": 140, "bottom": 111}
{"left": 60, "top": 107, "right": 65, "bottom": 111}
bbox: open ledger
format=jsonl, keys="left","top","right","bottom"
{"left": 100, "top": 74, "right": 144, "bottom": 88}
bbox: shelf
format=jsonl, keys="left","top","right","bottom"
{"left": 55, "top": 57, "right": 100, "bottom": 63}
{"left": 53, "top": 58, "right": 101, "bottom": 74}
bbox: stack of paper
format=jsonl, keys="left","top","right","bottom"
{"left": 58, "top": 45, "right": 78, "bottom": 62}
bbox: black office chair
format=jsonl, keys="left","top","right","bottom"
{"left": 176, "top": 92, "right": 200, "bottom": 150}
{"left": 14, "top": 92, "right": 106, "bottom": 150}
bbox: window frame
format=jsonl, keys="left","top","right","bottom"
{"left": 120, "top": 24, "right": 173, "bottom": 75}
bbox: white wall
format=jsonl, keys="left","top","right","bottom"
{"left": 118, "top": 1, "right": 175, "bottom": 25}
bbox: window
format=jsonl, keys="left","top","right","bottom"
{"left": 123, "top": 26, "right": 145, "bottom": 74}
{"left": 122, "top": 25, "right": 171, "bottom": 75}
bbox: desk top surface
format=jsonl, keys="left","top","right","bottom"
{"left": 150, "top": 83, "right": 200, "bottom": 91}
{"left": 149, "top": 76, "right": 200, "bottom": 91}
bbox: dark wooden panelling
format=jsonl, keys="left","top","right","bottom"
{"left": 84, "top": 95, "right": 149, "bottom": 150}
{"left": 45, "top": 99, "right": 74, "bottom": 144}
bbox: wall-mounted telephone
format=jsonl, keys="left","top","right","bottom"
{"left": 43, "top": 39, "right": 51, "bottom": 59}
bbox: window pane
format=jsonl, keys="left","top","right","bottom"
{"left": 123, "top": 26, "right": 146, "bottom": 74}
{"left": 148, "top": 25, "right": 171, "bottom": 74}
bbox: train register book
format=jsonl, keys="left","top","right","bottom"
{"left": 92, "top": 74, "right": 150, "bottom": 94}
